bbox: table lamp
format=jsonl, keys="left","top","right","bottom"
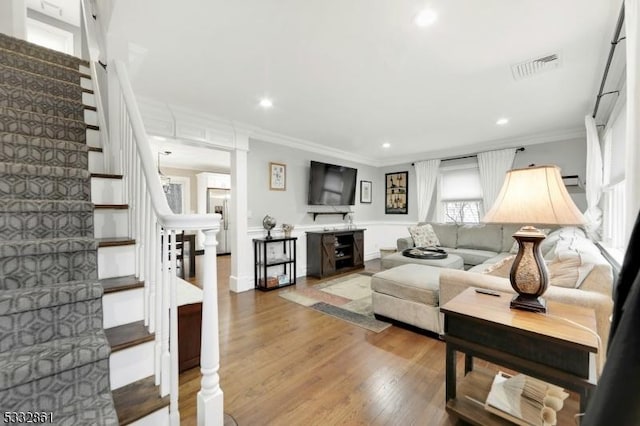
{"left": 483, "top": 165, "right": 586, "bottom": 313}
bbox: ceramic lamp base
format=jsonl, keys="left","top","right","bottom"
{"left": 510, "top": 294, "right": 547, "bottom": 313}
{"left": 509, "top": 226, "right": 549, "bottom": 313}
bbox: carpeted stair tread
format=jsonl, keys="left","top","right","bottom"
{"left": 0, "top": 47, "right": 87, "bottom": 84}
{"left": 0, "top": 132, "right": 89, "bottom": 168}
{"left": 0, "top": 161, "right": 89, "bottom": 179}
{"left": 0, "top": 237, "right": 97, "bottom": 258}
{"left": 0, "top": 200, "right": 94, "bottom": 240}
{"left": 0, "top": 198, "right": 93, "bottom": 213}
{"left": 0, "top": 106, "right": 87, "bottom": 142}
{"left": 0, "top": 84, "right": 86, "bottom": 121}
{"left": 0, "top": 64, "right": 84, "bottom": 102}
{"left": 0, "top": 280, "right": 102, "bottom": 316}
{"left": 0, "top": 331, "right": 111, "bottom": 390}
{"left": 0, "top": 33, "right": 88, "bottom": 70}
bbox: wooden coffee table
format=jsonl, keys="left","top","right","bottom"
{"left": 441, "top": 288, "right": 599, "bottom": 425}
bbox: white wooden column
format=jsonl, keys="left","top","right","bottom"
{"left": 197, "top": 229, "right": 223, "bottom": 426}
{"left": 229, "top": 135, "right": 253, "bottom": 292}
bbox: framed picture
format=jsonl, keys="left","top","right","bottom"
{"left": 360, "top": 180, "right": 372, "bottom": 203}
{"left": 269, "top": 162, "right": 286, "bottom": 190}
{"left": 385, "top": 171, "right": 408, "bottom": 214}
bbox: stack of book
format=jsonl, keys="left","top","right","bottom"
{"left": 485, "top": 372, "right": 569, "bottom": 426}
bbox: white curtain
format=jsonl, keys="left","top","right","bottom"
{"left": 477, "top": 148, "right": 516, "bottom": 213}
{"left": 584, "top": 115, "right": 603, "bottom": 240}
{"left": 415, "top": 159, "right": 441, "bottom": 222}
{"left": 626, "top": 0, "right": 640, "bottom": 244}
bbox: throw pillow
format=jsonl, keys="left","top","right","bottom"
{"left": 484, "top": 255, "right": 516, "bottom": 278}
{"left": 408, "top": 224, "right": 440, "bottom": 247}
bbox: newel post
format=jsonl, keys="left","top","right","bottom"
{"left": 197, "top": 229, "right": 223, "bottom": 426}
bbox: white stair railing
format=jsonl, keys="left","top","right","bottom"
{"left": 114, "top": 60, "right": 224, "bottom": 426}
{"left": 80, "top": 3, "right": 224, "bottom": 425}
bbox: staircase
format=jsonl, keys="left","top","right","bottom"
{"left": 0, "top": 33, "right": 118, "bottom": 423}
{"left": 0, "top": 33, "right": 173, "bottom": 424}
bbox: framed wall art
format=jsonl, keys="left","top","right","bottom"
{"left": 269, "top": 162, "right": 286, "bottom": 190}
{"left": 385, "top": 171, "right": 408, "bottom": 214}
{"left": 360, "top": 180, "right": 372, "bottom": 203}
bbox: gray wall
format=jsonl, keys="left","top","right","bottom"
{"left": 248, "top": 139, "right": 381, "bottom": 228}
{"left": 513, "top": 137, "right": 587, "bottom": 211}
{"left": 247, "top": 136, "right": 587, "bottom": 227}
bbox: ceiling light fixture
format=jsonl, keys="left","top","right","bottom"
{"left": 382, "top": 142, "right": 391, "bottom": 148}
{"left": 496, "top": 118, "right": 509, "bottom": 126}
{"left": 414, "top": 9, "right": 438, "bottom": 27}
{"left": 259, "top": 98, "right": 273, "bottom": 109}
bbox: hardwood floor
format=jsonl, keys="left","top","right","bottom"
{"left": 180, "top": 255, "right": 460, "bottom": 425}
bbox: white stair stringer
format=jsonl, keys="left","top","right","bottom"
{"left": 102, "top": 288, "right": 144, "bottom": 329}
{"left": 110, "top": 341, "right": 155, "bottom": 390}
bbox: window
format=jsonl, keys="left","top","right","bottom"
{"left": 439, "top": 163, "right": 483, "bottom": 224}
{"left": 600, "top": 100, "right": 626, "bottom": 261}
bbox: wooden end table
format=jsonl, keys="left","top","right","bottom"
{"left": 441, "top": 288, "right": 598, "bottom": 425}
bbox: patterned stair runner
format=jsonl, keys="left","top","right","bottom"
{"left": 0, "top": 34, "right": 118, "bottom": 424}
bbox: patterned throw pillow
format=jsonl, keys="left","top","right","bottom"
{"left": 408, "top": 224, "right": 440, "bottom": 247}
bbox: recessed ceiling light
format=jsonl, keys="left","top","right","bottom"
{"left": 259, "top": 98, "right": 273, "bottom": 109}
{"left": 414, "top": 9, "right": 438, "bottom": 27}
{"left": 496, "top": 117, "right": 509, "bottom": 126}
{"left": 382, "top": 142, "right": 391, "bottom": 148}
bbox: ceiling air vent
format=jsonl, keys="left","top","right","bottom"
{"left": 511, "top": 53, "right": 561, "bottom": 81}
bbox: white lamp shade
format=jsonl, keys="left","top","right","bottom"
{"left": 483, "top": 165, "right": 586, "bottom": 225}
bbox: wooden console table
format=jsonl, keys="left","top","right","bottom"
{"left": 441, "top": 288, "right": 598, "bottom": 425}
{"left": 306, "top": 229, "right": 365, "bottom": 278}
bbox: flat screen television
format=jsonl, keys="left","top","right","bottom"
{"left": 308, "top": 161, "right": 358, "bottom": 206}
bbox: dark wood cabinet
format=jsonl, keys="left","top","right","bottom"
{"left": 306, "top": 229, "right": 365, "bottom": 278}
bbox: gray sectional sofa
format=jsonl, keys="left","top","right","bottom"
{"left": 371, "top": 223, "right": 614, "bottom": 361}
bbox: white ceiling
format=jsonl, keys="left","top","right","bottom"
{"left": 109, "top": 0, "right": 622, "bottom": 163}
{"left": 150, "top": 137, "right": 231, "bottom": 172}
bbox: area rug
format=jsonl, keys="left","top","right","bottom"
{"left": 279, "top": 273, "right": 391, "bottom": 333}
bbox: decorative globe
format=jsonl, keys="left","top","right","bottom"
{"left": 263, "top": 215, "right": 276, "bottom": 239}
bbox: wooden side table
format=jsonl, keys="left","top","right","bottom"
{"left": 441, "top": 288, "right": 599, "bottom": 425}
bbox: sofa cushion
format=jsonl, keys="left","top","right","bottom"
{"left": 431, "top": 223, "right": 458, "bottom": 248}
{"left": 371, "top": 264, "right": 441, "bottom": 306}
{"left": 484, "top": 255, "right": 516, "bottom": 278}
{"left": 408, "top": 224, "right": 440, "bottom": 247}
{"left": 457, "top": 224, "right": 503, "bottom": 252}
{"left": 448, "top": 248, "right": 499, "bottom": 266}
{"left": 501, "top": 224, "right": 523, "bottom": 252}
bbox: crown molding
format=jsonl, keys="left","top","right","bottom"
{"left": 379, "top": 127, "right": 586, "bottom": 167}
{"left": 237, "top": 124, "right": 382, "bottom": 167}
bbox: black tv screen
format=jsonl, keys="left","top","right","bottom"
{"left": 308, "top": 161, "right": 358, "bottom": 205}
